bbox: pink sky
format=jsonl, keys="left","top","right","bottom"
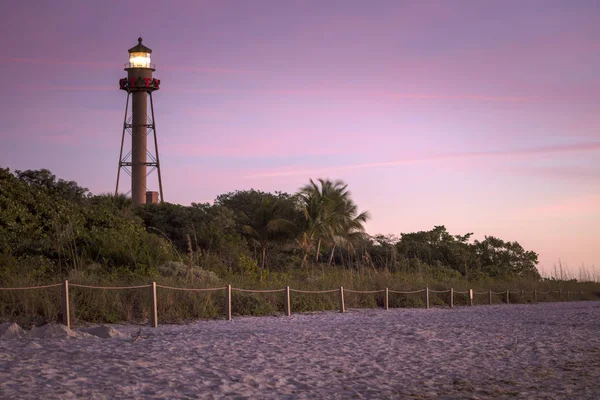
{"left": 1, "top": 1, "right": 598, "bottom": 277}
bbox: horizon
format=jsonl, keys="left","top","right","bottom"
{"left": 1, "top": 1, "right": 598, "bottom": 277}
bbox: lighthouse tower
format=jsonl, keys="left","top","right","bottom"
{"left": 116, "top": 37, "right": 164, "bottom": 204}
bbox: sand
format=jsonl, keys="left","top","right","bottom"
{"left": 1, "top": 301, "right": 599, "bottom": 399}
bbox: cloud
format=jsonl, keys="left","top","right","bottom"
{"left": 162, "top": 136, "right": 350, "bottom": 158}
{"left": 529, "top": 194, "right": 600, "bottom": 218}
{"left": 245, "top": 142, "right": 600, "bottom": 178}
{"left": 369, "top": 91, "right": 536, "bottom": 103}
{"left": 173, "top": 87, "right": 535, "bottom": 103}
{"left": 160, "top": 65, "right": 258, "bottom": 74}
{"left": 35, "top": 85, "right": 114, "bottom": 92}
{"left": 39, "top": 134, "right": 77, "bottom": 144}
{"left": 0, "top": 57, "right": 257, "bottom": 74}
{"left": 0, "top": 57, "right": 119, "bottom": 68}
{"left": 526, "top": 165, "right": 600, "bottom": 181}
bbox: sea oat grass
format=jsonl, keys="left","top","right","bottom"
{"left": 1, "top": 265, "right": 599, "bottom": 326}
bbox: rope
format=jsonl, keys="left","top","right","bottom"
{"left": 232, "top": 288, "right": 286, "bottom": 293}
{"left": 388, "top": 289, "right": 426, "bottom": 294}
{"left": 157, "top": 285, "right": 226, "bottom": 292}
{"left": 0, "top": 283, "right": 62, "bottom": 290}
{"left": 69, "top": 284, "right": 151, "bottom": 290}
{"left": 0, "top": 284, "right": 583, "bottom": 298}
{"left": 290, "top": 289, "right": 339, "bottom": 294}
{"left": 343, "top": 289, "right": 385, "bottom": 294}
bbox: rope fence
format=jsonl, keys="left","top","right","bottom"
{"left": 232, "top": 288, "right": 286, "bottom": 293}
{"left": 156, "top": 285, "right": 227, "bottom": 292}
{"left": 290, "top": 289, "right": 339, "bottom": 294}
{"left": 0, "top": 281, "right": 589, "bottom": 329}
{"left": 388, "top": 289, "right": 426, "bottom": 294}
{"left": 0, "top": 283, "right": 62, "bottom": 290}
{"left": 69, "top": 284, "right": 152, "bottom": 290}
{"left": 344, "top": 289, "right": 386, "bottom": 294}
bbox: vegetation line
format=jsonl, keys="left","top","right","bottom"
{"left": 1, "top": 167, "right": 598, "bottom": 325}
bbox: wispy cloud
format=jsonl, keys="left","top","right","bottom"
{"left": 526, "top": 165, "right": 600, "bottom": 181}
{"left": 369, "top": 91, "right": 536, "bottom": 103}
{"left": 529, "top": 194, "right": 600, "bottom": 218}
{"left": 173, "top": 87, "right": 535, "bottom": 103}
{"left": 160, "top": 65, "right": 258, "bottom": 74}
{"left": 245, "top": 142, "right": 600, "bottom": 178}
{"left": 34, "top": 85, "right": 114, "bottom": 92}
{"left": 0, "top": 57, "right": 257, "bottom": 74}
{"left": 163, "top": 137, "right": 350, "bottom": 158}
{"left": 0, "top": 57, "right": 119, "bottom": 68}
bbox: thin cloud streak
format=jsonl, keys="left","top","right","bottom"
{"left": 0, "top": 57, "right": 257, "bottom": 74}
{"left": 36, "top": 85, "right": 114, "bottom": 92}
{"left": 528, "top": 194, "right": 600, "bottom": 218}
{"left": 173, "top": 88, "right": 536, "bottom": 103}
{"left": 28, "top": 85, "right": 537, "bottom": 103}
{"left": 160, "top": 65, "right": 259, "bottom": 74}
{"left": 0, "top": 57, "right": 120, "bottom": 68}
{"left": 245, "top": 142, "right": 600, "bottom": 178}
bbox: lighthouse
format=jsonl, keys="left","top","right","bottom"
{"left": 116, "top": 37, "right": 164, "bottom": 204}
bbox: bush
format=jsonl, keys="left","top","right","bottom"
{"left": 157, "top": 261, "right": 220, "bottom": 283}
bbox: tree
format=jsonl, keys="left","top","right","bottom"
{"left": 16, "top": 169, "right": 89, "bottom": 203}
{"left": 298, "top": 179, "right": 370, "bottom": 265}
{"left": 474, "top": 236, "right": 540, "bottom": 278}
{"left": 241, "top": 197, "right": 294, "bottom": 276}
{"left": 215, "top": 189, "right": 300, "bottom": 232}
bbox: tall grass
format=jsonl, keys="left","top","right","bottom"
{"left": 1, "top": 264, "right": 599, "bottom": 328}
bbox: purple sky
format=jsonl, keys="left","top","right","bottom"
{"left": 1, "top": 1, "right": 599, "bottom": 277}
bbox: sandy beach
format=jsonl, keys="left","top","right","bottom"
{"left": 1, "top": 301, "right": 599, "bottom": 399}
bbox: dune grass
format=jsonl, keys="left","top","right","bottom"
{"left": 1, "top": 264, "right": 599, "bottom": 328}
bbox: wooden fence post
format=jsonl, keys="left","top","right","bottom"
{"left": 559, "top": 288, "right": 562, "bottom": 300}
{"left": 284, "top": 286, "right": 291, "bottom": 317}
{"left": 226, "top": 284, "right": 232, "bottom": 321}
{"left": 151, "top": 282, "right": 158, "bottom": 328}
{"left": 339, "top": 286, "right": 345, "bottom": 313}
{"left": 520, "top": 289, "right": 524, "bottom": 302}
{"left": 534, "top": 289, "right": 537, "bottom": 302}
{"left": 488, "top": 289, "right": 492, "bottom": 305}
{"left": 506, "top": 289, "right": 510, "bottom": 304}
{"left": 425, "top": 287, "right": 430, "bottom": 309}
{"left": 385, "top": 288, "right": 389, "bottom": 311}
{"left": 566, "top": 290, "right": 569, "bottom": 301}
{"left": 469, "top": 289, "right": 473, "bottom": 306}
{"left": 61, "top": 280, "right": 70, "bottom": 330}
{"left": 450, "top": 288, "right": 454, "bottom": 308}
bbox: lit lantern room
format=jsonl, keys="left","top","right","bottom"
{"left": 127, "top": 37, "right": 154, "bottom": 70}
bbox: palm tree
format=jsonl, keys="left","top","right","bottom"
{"left": 323, "top": 183, "right": 370, "bottom": 265}
{"left": 298, "top": 179, "right": 370, "bottom": 266}
{"left": 241, "top": 197, "right": 294, "bottom": 276}
{"left": 92, "top": 192, "right": 134, "bottom": 211}
{"left": 297, "top": 186, "right": 329, "bottom": 265}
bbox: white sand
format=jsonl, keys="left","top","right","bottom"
{"left": 1, "top": 301, "right": 599, "bottom": 399}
